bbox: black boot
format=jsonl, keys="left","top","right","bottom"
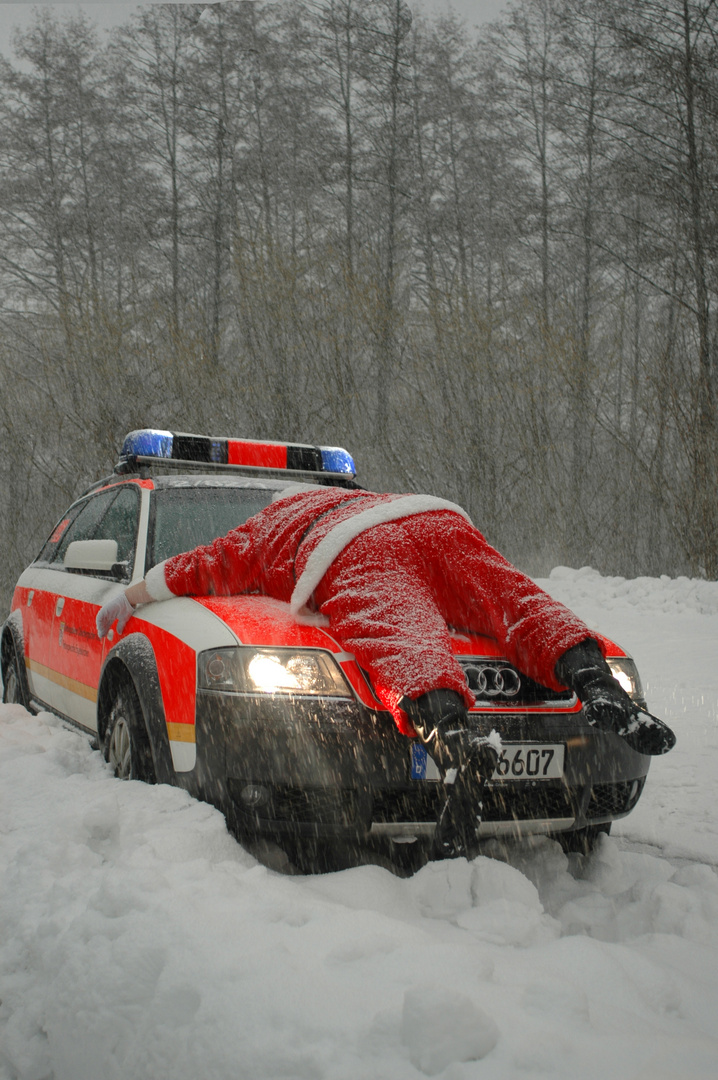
{"left": 400, "top": 690, "right": 500, "bottom": 859}
{"left": 555, "top": 640, "right": 676, "bottom": 756}
{"left": 431, "top": 739, "right": 500, "bottom": 860}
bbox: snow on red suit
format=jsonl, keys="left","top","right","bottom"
{"left": 146, "top": 487, "right": 600, "bottom": 736}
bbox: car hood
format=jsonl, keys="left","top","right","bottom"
{"left": 192, "top": 595, "right": 625, "bottom": 660}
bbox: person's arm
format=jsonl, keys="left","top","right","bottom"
{"left": 96, "top": 520, "right": 262, "bottom": 639}
{"left": 96, "top": 560, "right": 182, "bottom": 638}
{"left": 96, "top": 589, "right": 138, "bottom": 638}
{"left": 150, "top": 522, "right": 260, "bottom": 599}
{"left": 125, "top": 579, "right": 153, "bottom": 606}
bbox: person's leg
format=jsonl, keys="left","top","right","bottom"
{"left": 402, "top": 512, "right": 675, "bottom": 756}
{"left": 314, "top": 520, "right": 473, "bottom": 728}
{"left": 399, "top": 511, "right": 595, "bottom": 691}
{"left": 556, "top": 640, "right": 676, "bottom": 754}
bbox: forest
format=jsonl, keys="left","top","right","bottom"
{"left": 1, "top": 0, "right": 717, "bottom": 613}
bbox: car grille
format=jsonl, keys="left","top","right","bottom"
{"left": 458, "top": 658, "right": 574, "bottom": 707}
{"left": 371, "top": 781, "right": 577, "bottom": 825}
{"left": 233, "top": 779, "right": 644, "bottom": 830}
{"left": 587, "top": 778, "right": 645, "bottom": 818}
{"left": 485, "top": 781, "right": 577, "bottom": 821}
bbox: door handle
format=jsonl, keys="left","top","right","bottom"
{"left": 55, "top": 597, "right": 65, "bottom": 617}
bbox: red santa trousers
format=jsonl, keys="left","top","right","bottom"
{"left": 313, "top": 510, "right": 595, "bottom": 736}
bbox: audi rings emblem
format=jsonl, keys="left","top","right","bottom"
{"left": 463, "top": 663, "right": 521, "bottom": 698}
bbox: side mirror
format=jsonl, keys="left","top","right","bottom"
{"left": 64, "top": 539, "right": 119, "bottom": 572}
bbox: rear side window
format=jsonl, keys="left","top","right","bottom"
{"left": 149, "top": 488, "right": 273, "bottom": 566}
{"left": 36, "top": 503, "right": 86, "bottom": 563}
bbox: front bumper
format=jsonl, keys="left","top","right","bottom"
{"left": 192, "top": 690, "right": 650, "bottom": 842}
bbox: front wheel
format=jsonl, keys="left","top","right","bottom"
{"left": 104, "top": 681, "right": 156, "bottom": 783}
{"left": 557, "top": 823, "right": 611, "bottom": 855}
{"left": 2, "top": 644, "right": 27, "bottom": 707}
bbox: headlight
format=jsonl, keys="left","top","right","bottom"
{"left": 198, "top": 647, "right": 352, "bottom": 697}
{"left": 607, "top": 656, "right": 645, "bottom": 706}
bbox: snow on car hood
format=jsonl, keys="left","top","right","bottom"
{"left": 192, "top": 594, "right": 347, "bottom": 651}
{"left": 192, "top": 593, "right": 616, "bottom": 660}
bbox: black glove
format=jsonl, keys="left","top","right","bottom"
{"left": 400, "top": 689, "right": 498, "bottom": 772}
{"left": 556, "top": 640, "right": 676, "bottom": 756}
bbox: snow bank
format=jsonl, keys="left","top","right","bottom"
{"left": 542, "top": 565, "right": 718, "bottom": 618}
{"left": 2, "top": 568, "right": 718, "bottom": 1079}
{"left": 2, "top": 701, "right": 718, "bottom": 1080}
{"left": 536, "top": 567, "right": 718, "bottom": 865}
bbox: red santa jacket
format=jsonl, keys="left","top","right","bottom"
{"left": 143, "top": 486, "right": 597, "bottom": 732}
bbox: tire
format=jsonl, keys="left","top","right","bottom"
{"left": 557, "top": 823, "right": 611, "bottom": 855}
{"left": 2, "top": 643, "right": 27, "bottom": 707}
{"left": 375, "top": 837, "right": 432, "bottom": 877}
{"left": 104, "top": 679, "right": 156, "bottom": 783}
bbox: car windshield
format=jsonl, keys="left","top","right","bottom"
{"left": 149, "top": 487, "right": 274, "bottom": 566}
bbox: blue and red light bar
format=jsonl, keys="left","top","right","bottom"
{"left": 118, "top": 429, "right": 356, "bottom": 478}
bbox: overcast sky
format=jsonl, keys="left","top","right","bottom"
{"left": 0, "top": 1, "right": 508, "bottom": 59}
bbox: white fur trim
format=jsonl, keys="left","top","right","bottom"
{"left": 144, "top": 560, "right": 175, "bottom": 602}
{"left": 290, "top": 495, "right": 472, "bottom": 614}
{"left": 271, "top": 482, "right": 326, "bottom": 502}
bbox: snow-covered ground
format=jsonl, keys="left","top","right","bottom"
{"left": 1, "top": 568, "right": 717, "bottom": 1080}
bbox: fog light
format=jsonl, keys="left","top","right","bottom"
{"left": 240, "top": 784, "right": 269, "bottom": 808}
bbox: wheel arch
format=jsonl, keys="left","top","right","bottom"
{"left": 98, "top": 633, "right": 175, "bottom": 785}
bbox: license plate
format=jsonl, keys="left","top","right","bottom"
{"left": 410, "top": 742, "right": 564, "bottom": 782}
{"left": 410, "top": 744, "right": 442, "bottom": 781}
{"left": 493, "top": 743, "right": 564, "bottom": 781}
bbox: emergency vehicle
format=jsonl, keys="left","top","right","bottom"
{"left": 1, "top": 429, "right": 650, "bottom": 870}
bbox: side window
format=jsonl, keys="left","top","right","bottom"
{"left": 49, "top": 490, "right": 119, "bottom": 565}
{"left": 36, "top": 502, "right": 86, "bottom": 563}
{"left": 92, "top": 486, "right": 140, "bottom": 576}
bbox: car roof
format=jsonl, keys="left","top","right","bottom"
{"left": 150, "top": 474, "right": 316, "bottom": 491}
{"left": 80, "top": 474, "right": 337, "bottom": 500}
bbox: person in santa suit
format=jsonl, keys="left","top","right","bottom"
{"left": 96, "top": 484, "right": 676, "bottom": 856}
